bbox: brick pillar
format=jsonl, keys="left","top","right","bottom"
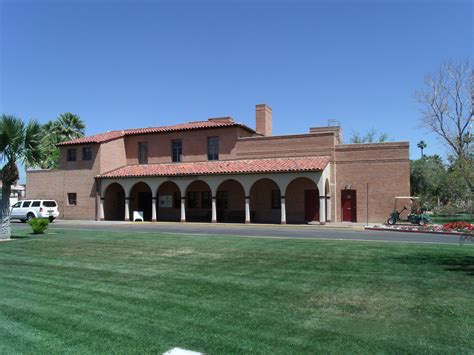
{"left": 211, "top": 197, "right": 217, "bottom": 223}
{"left": 280, "top": 196, "right": 286, "bottom": 224}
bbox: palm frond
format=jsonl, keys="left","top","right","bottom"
{"left": 23, "top": 119, "right": 43, "bottom": 168}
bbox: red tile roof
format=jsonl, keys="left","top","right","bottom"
{"left": 57, "top": 118, "right": 255, "bottom": 146}
{"left": 98, "top": 157, "right": 330, "bottom": 178}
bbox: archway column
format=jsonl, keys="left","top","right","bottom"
{"left": 317, "top": 165, "right": 330, "bottom": 224}
{"left": 281, "top": 195, "right": 286, "bottom": 224}
{"left": 211, "top": 197, "right": 217, "bottom": 223}
{"left": 245, "top": 197, "right": 250, "bottom": 224}
{"left": 326, "top": 197, "right": 331, "bottom": 222}
{"left": 180, "top": 197, "right": 186, "bottom": 222}
{"left": 99, "top": 197, "right": 105, "bottom": 221}
{"left": 125, "top": 197, "right": 131, "bottom": 221}
{"left": 152, "top": 197, "right": 157, "bottom": 222}
{"left": 319, "top": 196, "right": 326, "bottom": 224}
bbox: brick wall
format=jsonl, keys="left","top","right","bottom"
{"left": 26, "top": 169, "right": 97, "bottom": 220}
{"left": 100, "top": 138, "right": 127, "bottom": 173}
{"left": 124, "top": 127, "right": 242, "bottom": 164}
{"left": 334, "top": 142, "right": 410, "bottom": 223}
{"left": 235, "top": 132, "right": 336, "bottom": 160}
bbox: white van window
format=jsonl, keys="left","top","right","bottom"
{"left": 12, "top": 202, "right": 21, "bottom": 208}
{"left": 42, "top": 201, "right": 57, "bottom": 207}
{"left": 22, "top": 201, "right": 31, "bottom": 208}
{"left": 32, "top": 201, "right": 41, "bottom": 207}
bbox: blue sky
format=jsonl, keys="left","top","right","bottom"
{"left": 1, "top": 0, "right": 472, "bottom": 182}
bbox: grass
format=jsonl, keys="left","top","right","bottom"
{"left": 1, "top": 228, "right": 473, "bottom": 354}
{"left": 431, "top": 214, "right": 474, "bottom": 224}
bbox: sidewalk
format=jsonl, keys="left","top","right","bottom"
{"left": 46, "top": 219, "right": 370, "bottom": 230}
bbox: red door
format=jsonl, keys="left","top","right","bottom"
{"left": 304, "top": 190, "right": 319, "bottom": 221}
{"left": 341, "top": 189, "right": 357, "bottom": 222}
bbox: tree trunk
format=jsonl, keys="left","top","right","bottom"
{"left": 0, "top": 184, "right": 12, "bottom": 240}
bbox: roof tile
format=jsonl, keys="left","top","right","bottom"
{"left": 57, "top": 119, "right": 254, "bottom": 146}
{"left": 98, "top": 157, "right": 330, "bottom": 178}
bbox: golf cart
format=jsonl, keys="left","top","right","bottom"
{"left": 387, "top": 196, "right": 431, "bottom": 226}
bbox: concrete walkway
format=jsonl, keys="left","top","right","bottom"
{"left": 11, "top": 220, "right": 472, "bottom": 246}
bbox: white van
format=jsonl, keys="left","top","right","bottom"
{"left": 10, "top": 200, "right": 60, "bottom": 222}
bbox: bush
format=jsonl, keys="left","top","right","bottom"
{"left": 28, "top": 218, "right": 49, "bottom": 234}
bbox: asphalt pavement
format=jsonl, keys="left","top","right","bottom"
{"left": 11, "top": 220, "right": 472, "bottom": 246}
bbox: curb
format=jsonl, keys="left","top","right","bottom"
{"left": 127, "top": 222, "right": 366, "bottom": 231}
{"left": 365, "top": 227, "right": 471, "bottom": 237}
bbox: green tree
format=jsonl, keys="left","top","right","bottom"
{"left": 438, "top": 168, "right": 471, "bottom": 207}
{"left": 417, "top": 141, "right": 427, "bottom": 158}
{"left": 39, "top": 113, "right": 85, "bottom": 169}
{"left": 410, "top": 155, "right": 446, "bottom": 208}
{"left": 56, "top": 112, "right": 85, "bottom": 140}
{"left": 0, "top": 114, "right": 42, "bottom": 239}
{"left": 414, "top": 59, "right": 472, "bottom": 189}
{"left": 39, "top": 121, "right": 61, "bottom": 169}
{"left": 411, "top": 154, "right": 473, "bottom": 213}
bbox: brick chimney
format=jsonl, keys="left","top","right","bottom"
{"left": 256, "top": 104, "right": 272, "bottom": 136}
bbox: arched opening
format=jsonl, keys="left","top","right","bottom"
{"left": 157, "top": 181, "right": 181, "bottom": 222}
{"left": 286, "top": 177, "right": 319, "bottom": 224}
{"left": 104, "top": 183, "right": 125, "bottom": 221}
{"left": 216, "top": 179, "right": 245, "bottom": 223}
{"left": 325, "top": 179, "right": 331, "bottom": 222}
{"left": 130, "top": 182, "right": 152, "bottom": 221}
{"left": 186, "top": 180, "right": 212, "bottom": 222}
{"left": 249, "top": 178, "right": 281, "bottom": 224}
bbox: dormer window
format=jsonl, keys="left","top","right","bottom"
{"left": 138, "top": 142, "right": 148, "bottom": 164}
{"left": 67, "top": 148, "right": 76, "bottom": 161}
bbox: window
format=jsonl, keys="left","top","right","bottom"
{"left": 67, "top": 149, "right": 76, "bottom": 161}
{"left": 217, "top": 191, "right": 228, "bottom": 209}
{"left": 42, "top": 201, "right": 57, "bottom": 207}
{"left": 207, "top": 136, "right": 219, "bottom": 161}
{"left": 32, "top": 201, "right": 41, "bottom": 207}
{"left": 22, "top": 201, "right": 31, "bottom": 208}
{"left": 12, "top": 202, "right": 21, "bottom": 208}
{"left": 271, "top": 190, "right": 281, "bottom": 209}
{"left": 82, "top": 147, "right": 92, "bottom": 160}
{"left": 187, "top": 191, "right": 199, "bottom": 208}
{"left": 68, "top": 193, "right": 77, "bottom": 206}
{"left": 171, "top": 140, "right": 182, "bottom": 162}
{"left": 138, "top": 142, "right": 148, "bottom": 164}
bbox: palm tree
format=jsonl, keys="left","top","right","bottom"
{"left": 39, "top": 121, "right": 61, "bottom": 169}
{"left": 417, "top": 141, "right": 427, "bottom": 158}
{"left": 56, "top": 112, "right": 85, "bottom": 141}
{"left": 0, "top": 114, "right": 42, "bottom": 239}
{"left": 38, "top": 113, "right": 85, "bottom": 169}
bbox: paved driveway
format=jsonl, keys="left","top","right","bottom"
{"left": 11, "top": 220, "right": 471, "bottom": 245}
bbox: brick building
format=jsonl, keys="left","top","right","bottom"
{"left": 26, "top": 104, "right": 410, "bottom": 224}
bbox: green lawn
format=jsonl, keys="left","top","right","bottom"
{"left": 1, "top": 228, "right": 473, "bottom": 354}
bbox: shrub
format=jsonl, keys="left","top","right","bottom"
{"left": 28, "top": 218, "right": 49, "bottom": 234}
